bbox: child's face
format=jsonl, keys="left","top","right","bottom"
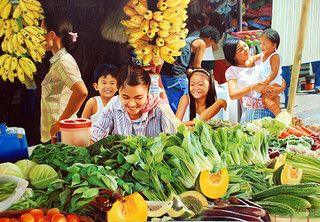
{"left": 94, "top": 75, "right": 117, "bottom": 99}
{"left": 190, "top": 73, "right": 210, "bottom": 100}
{"left": 119, "top": 84, "right": 149, "bottom": 120}
{"left": 260, "top": 35, "right": 277, "bottom": 54}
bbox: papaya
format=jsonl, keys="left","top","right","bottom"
{"left": 107, "top": 192, "right": 148, "bottom": 222}
{"left": 273, "top": 163, "right": 303, "bottom": 185}
{"left": 198, "top": 168, "right": 229, "bottom": 199}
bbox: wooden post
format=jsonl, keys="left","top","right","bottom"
{"left": 287, "top": 0, "right": 312, "bottom": 114}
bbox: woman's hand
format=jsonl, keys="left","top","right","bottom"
{"left": 50, "top": 121, "right": 60, "bottom": 138}
{"left": 252, "top": 83, "right": 266, "bottom": 92}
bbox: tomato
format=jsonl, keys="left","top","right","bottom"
{"left": 30, "top": 209, "right": 45, "bottom": 220}
{"left": 66, "top": 215, "right": 80, "bottom": 222}
{"left": 51, "top": 214, "right": 66, "bottom": 222}
{"left": 9, "top": 219, "right": 20, "bottom": 222}
{"left": 46, "top": 208, "right": 60, "bottom": 220}
{"left": 0, "top": 218, "right": 10, "bottom": 222}
{"left": 36, "top": 218, "right": 49, "bottom": 222}
{"left": 20, "top": 213, "right": 35, "bottom": 222}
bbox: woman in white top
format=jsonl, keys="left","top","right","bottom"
{"left": 223, "top": 37, "right": 286, "bottom": 124}
{"left": 82, "top": 64, "right": 118, "bottom": 126}
{"left": 185, "top": 69, "right": 227, "bottom": 126}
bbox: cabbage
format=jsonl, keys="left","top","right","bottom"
{"left": 29, "top": 164, "right": 58, "bottom": 189}
{"left": 0, "top": 162, "right": 24, "bottom": 179}
{"left": 15, "top": 159, "right": 37, "bottom": 180}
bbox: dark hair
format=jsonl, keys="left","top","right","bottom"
{"left": 93, "top": 64, "right": 118, "bottom": 83}
{"left": 223, "top": 37, "right": 241, "bottom": 66}
{"left": 199, "top": 25, "right": 221, "bottom": 44}
{"left": 207, "top": 12, "right": 225, "bottom": 37}
{"left": 262, "top": 28, "right": 280, "bottom": 49}
{"left": 117, "top": 65, "right": 151, "bottom": 90}
{"left": 187, "top": 13, "right": 206, "bottom": 33}
{"left": 43, "top": 13, "right": 77, "bottom": 52}
{"left": 189, "top": 69, "right": 217, "bottom": 120}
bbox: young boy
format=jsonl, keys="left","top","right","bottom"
{"left": 82, "top": 64, "right": 118, "bottom": 125}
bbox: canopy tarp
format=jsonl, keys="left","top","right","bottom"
{"left": 272, "top": 0, "right": 320, "bottom": 66}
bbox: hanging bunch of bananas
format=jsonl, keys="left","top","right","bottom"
{"left": 121, "top": 0, "right": 190, "bottom": 66}
{"left": 0, "top": 0, "right": 45, "bottom": 84}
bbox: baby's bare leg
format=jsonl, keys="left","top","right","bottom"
{"left": 265, "top": 95, "right": 281, "bottom": 116}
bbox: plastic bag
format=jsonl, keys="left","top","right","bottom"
{"left": 0, "top": 175, "right": 29, "bottom": 212}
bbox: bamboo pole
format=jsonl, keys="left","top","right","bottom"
{"left": 287, "top": 0, "right": 312, "bottom": 114}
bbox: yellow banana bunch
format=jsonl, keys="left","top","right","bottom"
{"left": 160, "top": 45, "right": 181, "bottom": 57}
{"left": 157, "top": 1, "right": 167, "bottom": 11}
{"left": 123, "top": 6, "right": 137, "bottom": 17}
{"left": 156, "top": 37, "right": 164, "bottom": 47}
{"left": 158, "top": 20, "right": 171, "bottom": 30}
{"left": 16, "top": 63, "right": 25, "bottom": 83}
{"left": 144, "top": 10, "right": 153, "bottom": 20}
{"left": 18, "top": 0, "right": 43, "bottom": 27}
{"left": 132, "top": 0, "right": 148, "bottom": 16}
{"left": 142, "top": 53, "right": 153, "bottom": 65}
{"left": 0, "top": 54, "right": 10, "bottom": 66}
{"left": 163, "top": 6, "right": 183, "bottom": 20}
{"left": 19, "top": 57, "right": 36, "bottom": 80}
{"left": 164, "top": 0, "right": 182, "bottom": 8}
{"left": 11, "top": 19, "right": 20, "bottom": 33}
{"left": 122, "top": 0, "right": 190, "bottom": 66}
{"left": 12, "top": 5, "right": 22, "bottom": 19}
{"left": 1, "top": 38, "right": 8, "bottom": 51}
{"left": 0, "top": 0, "right": 12, "bottom": 19}
{"left": 157, "top": 29, "right": 170, "bottom": 38}
{"left": 153, "top": 11, "right": 164, "bottom": 22}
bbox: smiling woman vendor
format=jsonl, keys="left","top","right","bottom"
{"left": 90, "top": 65, "right": 180, "bottom": 143}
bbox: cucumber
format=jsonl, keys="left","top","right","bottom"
{"left": 256, "top": 201, "right": 295, "bottom": 216}
{"left": 305, "top": 196, "right": 320, "bottom": 208}
{"left": 252, "top": 183, "right": 320, "bottom": 201}
{"left": 263, "top": 195, "right": 311, "bottom": 210}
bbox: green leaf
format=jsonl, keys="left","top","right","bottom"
{"left": 154, "top": 152, "right": 164, "bottom": 163}
{"left": 132, "top": 169, "right": 149, "bottom": 181}
{"left": 72, "top": 187, "right": 88, "bottom": 196}
{"left": 71, "top": 173, "right": 81, "bottom": 187}
{"left": 117, "top": 152, "right": 126, "bottom": 164}
{"left": 125, "top": 154, "right": 139, "bottom": 164}
{"left": 67, "top": 165, "right": 80, "bottom": 174}
{"left": 59, "top": 188, "right": 71, "bottom": 207}
{"left": 82, "top": 188, "right": 99, "bottom": 199}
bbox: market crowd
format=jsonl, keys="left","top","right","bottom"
{"left": 40, "top": 11, "right": 319, "bottom": 144}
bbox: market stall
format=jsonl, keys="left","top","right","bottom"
{"left": 1, "top": 0, "right": 320, "bottom": 221}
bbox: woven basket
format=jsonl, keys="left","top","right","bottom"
{"left": 0, "top": 209, "right": 94, "bottom": 222}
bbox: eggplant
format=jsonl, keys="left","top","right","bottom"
{"left": 214, "top": 205, "right": 266, "bottom": 217}
{"left": 204, "top": 209, "right": 262, "bottom": 222}
{"left": 228, "top": 196, "right": 249, "bottom": 206}
{"left": 239, "top": 198, "right": 264, "bottom": 209}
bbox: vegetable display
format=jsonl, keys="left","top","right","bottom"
{"left": 1, "top": 117, "right": 320, "bottom": 221}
